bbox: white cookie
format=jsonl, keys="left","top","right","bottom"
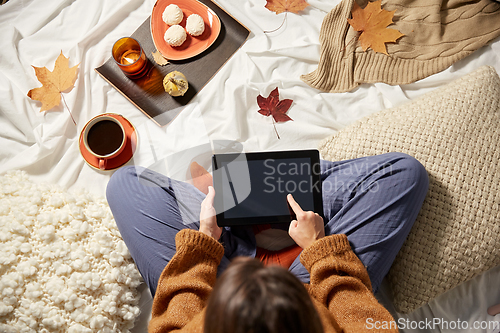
{"left": 186, "top": 14, "right": 205, "bottom": 36}
{"left": 162, "top": 4, "right": 183, "bottom": 25}
{"left": 164, "top": 25, "right": 186, "bottom": 47}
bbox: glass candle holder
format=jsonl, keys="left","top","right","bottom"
{"left": 112, "top": 37, "right": 148, "bottom": 79}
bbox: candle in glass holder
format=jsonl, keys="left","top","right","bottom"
{"left": 112, "top": 37, "right": 148, "bottom": 79}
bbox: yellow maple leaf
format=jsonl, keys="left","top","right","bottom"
{"left": 264, "top": 0, "right": 309, "bottom": 33}
{"left": 347, "top": 0, "right": 404, "bottom": 55}
{"left": 265, "top": 0, "right": 309, "bottom": 15}
{"left": 27, "top": 51, "right": 79, "bottom": 112}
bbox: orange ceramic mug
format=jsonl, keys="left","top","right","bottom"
{"left": 82, "top": 115, "right": 126, "bottom": 170}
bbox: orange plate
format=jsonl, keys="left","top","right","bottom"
{"left": 79, "top": 114, "right": 138, "bottom": 171}
{"left": 151, "top": 0, "right": 221, "bottom": 61}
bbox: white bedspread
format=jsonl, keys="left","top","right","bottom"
{"left": 1, "top": 0, "right": 499, "bottom": 332}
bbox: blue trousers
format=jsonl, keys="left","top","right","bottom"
{"left": 106, "top": 152, "right": 428, "bottom": 297}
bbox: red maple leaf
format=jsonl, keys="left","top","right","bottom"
{"left": 257, "top": 87, "right": 293, "bottom": 139}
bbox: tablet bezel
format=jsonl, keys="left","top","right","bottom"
{"left": 212, "top": 149, "right": 323, "bottom": 227}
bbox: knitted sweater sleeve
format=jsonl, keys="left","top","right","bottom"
{"left": 148, "top": 229, "right": 224, "bottom": 333}
{"left": 301, "top": 234, "right": 398, "bottom": 333}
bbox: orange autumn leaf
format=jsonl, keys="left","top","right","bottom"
{"left": 27, "top": 51, "right": 79, "bottom": 112}
{"left": 265, "top": 0, "right": 309, "bottom": 15}
{"left": 347, "top": 0, "right": 404, "bottom": 55}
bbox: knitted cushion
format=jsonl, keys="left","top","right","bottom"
{"left": 318, "top": 66, "right": 500, "bottom": 313}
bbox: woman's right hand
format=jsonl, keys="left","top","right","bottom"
{"left": 199, "top": 186, "right": 223, "bottom": 240}
{"left": 287, "top": 194, "right": 325, "bottom": 249}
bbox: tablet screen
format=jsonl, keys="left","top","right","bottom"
{"left": 212, "top": 150, "right": 322, "bottom": 226}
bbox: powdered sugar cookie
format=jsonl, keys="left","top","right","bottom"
{"left": 186, "top": 14, "right": 205, "bottom": 36}
{"left": 162, "top": 4, "right": 183, "bottom": 25}
{"left": 164, "top": 24, "right": 187, "bottom": 47}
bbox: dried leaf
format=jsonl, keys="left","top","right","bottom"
{"left": 152, "top": 50, "right": 169, "bottom": 66}
{"left": 27, "top": 51, "right": 79, "bottom": 112}
{"left": 265, "top": 0, "right": 309, "bottom": 14}
{"left": 264, "top": 0, "right": 310, "bottom": 33}
{"left": 347, "top": 0, "right": 404, "bottom": 55}
{"left": 257, "top": 87, "right": 293, "bottom": 139}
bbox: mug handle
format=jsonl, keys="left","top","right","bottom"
{"left": 98, "top": 158, "right": 107, "bottom": 170}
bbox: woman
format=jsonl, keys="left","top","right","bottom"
{"left": 106, "top": 152, "right": 429, "bottom": 332}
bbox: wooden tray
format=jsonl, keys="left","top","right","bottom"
{"left": 96, "top": 0, "right": 250, "bottom": 127}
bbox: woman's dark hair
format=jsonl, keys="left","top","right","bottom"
{"left": 204, "top": 257, "right": 324, "bottom": 333}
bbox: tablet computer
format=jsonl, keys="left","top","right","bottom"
{"left": 212, "top": 149, "right": 323, "bottom": 227}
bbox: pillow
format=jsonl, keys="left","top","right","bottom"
{"left": 318, "top": 66, "right": 500, "bottom": 313}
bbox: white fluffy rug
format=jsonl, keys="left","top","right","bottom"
{"left": 0, "top": 171, "right": 143, "bottom": 333}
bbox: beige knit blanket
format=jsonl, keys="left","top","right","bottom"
{"left": 302, "top": 0, "right": 500, "bottom": 92}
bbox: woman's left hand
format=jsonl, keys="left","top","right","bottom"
{"left": 199, "top": 186, "right": 223, "bottom": 240}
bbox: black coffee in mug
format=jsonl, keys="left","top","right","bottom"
{"left": 87, "top": 119, "right": 124, "bottom": 156}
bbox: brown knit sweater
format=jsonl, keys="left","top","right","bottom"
{"left": 148, "top": 229, "right": 398, "bottom": 333}
{"left": 301, "top": 0, "right": 500, "bottom": 92}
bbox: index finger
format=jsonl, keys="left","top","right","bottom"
{"left": 287, "top": 194, "right": 304, "bottom": 214}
